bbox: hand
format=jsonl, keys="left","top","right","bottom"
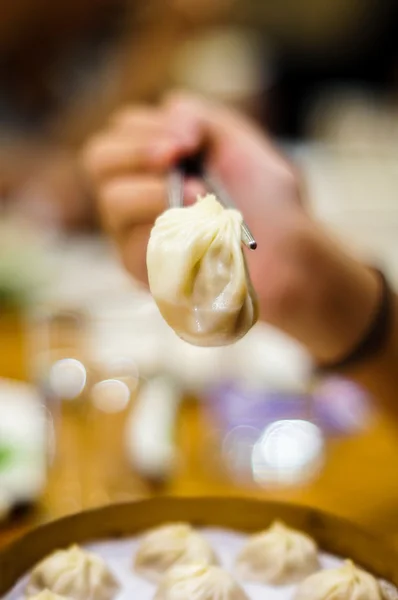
{"left": 82, "top": 93, "right": 379, "bottom": 364}
{"left": 82, "top": 93, "right": 305, "bottom": 294}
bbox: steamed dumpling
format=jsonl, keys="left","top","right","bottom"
{"left": 27, "top": 592, "right": 70, "bottom": 600}
{"left": 25, "top": 545, "right": 119, "bottom": 600}
{"left": 236, "top": 520, "right": 320, "bottom": 585}
{"left": 154, "top": 564, "right": 249, "bottom": 600}
{"left": 147, "top": 195, "right": 258, "bottom": 347}
{"left": 379, "top": 580, "right": 398, "bottom": 600}
{"left": 294, "top": 560, "right": 382, "bottom": 600}
{"left": 134, "top": 523, "right": 218, "bottom": 582}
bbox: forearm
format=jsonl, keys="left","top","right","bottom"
{"left": 340, "top": 294, "right": 398, "bottom": 414}
{"left": 274, "top": 218, "right": 398, "bottom": 413}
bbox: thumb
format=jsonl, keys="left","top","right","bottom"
{"left": 165, "top": 90, "right": 267, "bottom": 138}
{"left": 163, "top": 90, "right": 270, "bottom": 168}
{"left": 163, "top": 92, "right": 300, "bottom": 210}
{"left": 163, "top": 92, "right": 209, "bottom": 150}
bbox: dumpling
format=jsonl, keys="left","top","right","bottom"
{"left": 27, "top": 591, "right": 70, "bottom": 600}
{"left": 154, "top": 564, "right": 249, "bottom": 600}
{"left": 25, "top": 545, "right": 119, "bottom": 600}
{"left": 379, "top": 580, "right": 398, "bottom": 600}
{"left": 236, "top": 520, "right": 320, "bottom": 585}
{"left": 147, "top": 194, "right": 258, "bottom": 347}
{"left": 294, "top": 560, "right": 382, "bottom": 600}
{"left": 134, "top": 523, "right": 218, "bottom": 582}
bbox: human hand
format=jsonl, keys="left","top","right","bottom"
{"left": 82, "top": 92, "right": 305, "bottom": 297}
{"left": 82, "top": 93, "right": 379, "bottom": 364}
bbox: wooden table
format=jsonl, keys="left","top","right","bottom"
{"left": 2, "top": 361, "right": 398, "bottom": 553}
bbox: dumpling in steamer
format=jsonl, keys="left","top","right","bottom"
{"left": 236, "top": 520, "right": 320, "bottom": 585}
{"left": 25, "top": 545, "right": 119, "bottom": 600}
{"left": 134, "top": 523, "right": 218, "bottom": 582}
{"left": 379, "top": 580, "right": 398, "bottom": 600}
{"left": 294, "top": 560, "right": 382, "bottom": 600}
{"left": 147, "top": 195, "right": 258, "bottom": 347}
{"left": 27, "top": 592, "right": 70, "bottom": 600}
{"left": 154, "top": 564, "right": 249, "bottom": 600}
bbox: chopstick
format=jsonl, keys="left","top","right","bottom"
{"left": 202, "top": 170, "right": 257, "bottom": 250}
{"left": 167, "top": 154, "right": 257, "bottom": 250}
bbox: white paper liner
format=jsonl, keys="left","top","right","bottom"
{"left": 4, "top": 527, "right": 355, "bottom": 600}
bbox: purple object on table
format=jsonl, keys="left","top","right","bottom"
{"left": 206, "top": 382, "right": 312, "bottom": 433}
{"left": 205, "top": 382, "right": 323, "bottom": 487}
{"left": 206, "top": 377, "right": 373, "bottom": 438}
{"left": 313, "top": 376, "right": 373, "bottom": 436}
{"left": 204, "top": 378, "right": 372, "bottom": 488}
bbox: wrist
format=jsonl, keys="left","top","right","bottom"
{"left": 273, "top": 220, "right": 381, "bottom": 364}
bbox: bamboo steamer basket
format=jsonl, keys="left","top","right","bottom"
{"left": 1, "top": 497, "right": 397, "bottom": 594}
